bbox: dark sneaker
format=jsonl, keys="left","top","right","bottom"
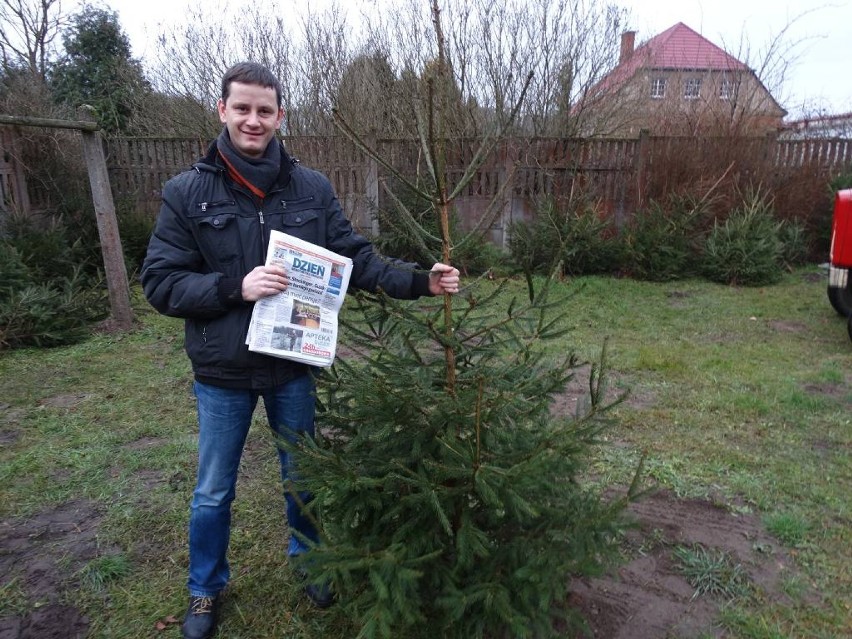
{"left": 182, "top": 594, "right": 220, "bottom": 639}
{"left": 305, "top": 580, "right": 335, "bottom": 609}
{"left": 296, "top": 568, "right": 336, "bottom": 609}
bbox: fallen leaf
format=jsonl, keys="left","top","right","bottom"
{"left": 155, "top": 615, "right": 181, "bottom": 632}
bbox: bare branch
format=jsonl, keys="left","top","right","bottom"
{"left": 0, "top": 0, "right": 66, "bottom": 79}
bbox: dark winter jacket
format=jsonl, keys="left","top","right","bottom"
{"left": 141, "top": 140, "right": 431, "bottom": 389}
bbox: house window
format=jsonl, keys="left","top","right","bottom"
{"left": 650, "top": 77, "right": 666, "bottom": 98}
{"left": 719, "top": 79, "right": 734, "bottom": 100}
{"left": 683, "top": 78, "right": 701, "bottom": 99}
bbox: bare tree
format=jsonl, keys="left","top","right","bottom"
{"left": 348, "top": 0, "right": 629, "bottom": 137}
{"left": 144, "top": 0, "right": 628, "bottom": 138}
{"left": 147, "top": 0, "right": 354, "bottom": 136}
{"left": 0, "top": 0, "right": 65, "bottom": 79}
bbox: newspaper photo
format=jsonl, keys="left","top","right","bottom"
{"left": 246, "top": 230, "right": 353, "bottom": 367}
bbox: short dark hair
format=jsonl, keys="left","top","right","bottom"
{"left": 221, "top": 62, "right": 283, "bottom": 107}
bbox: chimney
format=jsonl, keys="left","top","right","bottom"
{"left": 620, "top": 31, "right": 636, "bottom": 64}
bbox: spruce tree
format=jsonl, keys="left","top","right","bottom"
{"left": 285, "top": 3, "right": 636, "bottom": 636}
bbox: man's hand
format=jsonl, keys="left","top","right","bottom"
{"left": 242, "top": 265, "right": 288, "bottom": 302}
{"left": 428, "top": 263, "right": 460, "bottom": 295}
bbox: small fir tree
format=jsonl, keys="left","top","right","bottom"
{"left": 294, "top": 284, "right": 630, "bottom": 638}
{"left": 285, "top": 3, "right": 637, "bottom": 636}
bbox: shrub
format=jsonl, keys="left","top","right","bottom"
{"left": 0, "top": 245, "right": 32, "bottom": 292}
{"left": 3, "top": 210, "right": 96, "bottom": 284}
{"left": 559, "top": 208, "right": 622, "bottom": 276}
{"left": 505, "top": 216, "right": 540, "bottom": 277}
{"left": 0, "top": 210, "right": 110, "bottom": 349}
{"left": 778, "top": 218, "right": 810, "bottom": 269}
{"left": 805, "top": 171, "right": 852, "bottom": 261}
{"left": 374, "top": 178, "right": 503, "bottom": 276}
{"left": 828, "top": 171, "right": 852, "bottom": 193}
{"left": 452, "top": 231, "right": 507, "bottom": 276}
{"left": 703, "top": 191, "right": 784, "bottom": 286}
{"left": 623, "top": 194, "right": 709, "bottom": 281}
{"left": 0, "top": 265, "right": 107, "bottom": 349}
{"left": 118, "top": 207, "right": 157, "bottom": 275}
{"left": 507, "top": 205, "right": 558, "bottom": 277}
{"left": 508, "top": 196, "right": 621, "bottom": 278}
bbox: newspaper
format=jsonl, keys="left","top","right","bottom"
{"left": 246, "top": 230, "right": 353, "bottom": 367}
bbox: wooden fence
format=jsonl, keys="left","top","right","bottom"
{"left": 102, "top": 135, "right": 646, "bottom": 244}
{"left": 99, "top": 133, "right": 852, "bottom": 246}
{"left": 0, "top": 127, "right": 30, "bottom": 214}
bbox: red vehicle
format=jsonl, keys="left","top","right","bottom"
{"left": 828, "top": 189, "right": 852, "bottom": 341}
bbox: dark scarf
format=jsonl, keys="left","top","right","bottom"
{"left": 216, "top": 128, "right": 281, "bottom": 200}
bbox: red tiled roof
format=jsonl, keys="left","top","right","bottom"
{"left": 650, "top": 22, "right": 747, "bottom": 70}
{"left": 590, "top": 22, "right": 748, "bottom": 97}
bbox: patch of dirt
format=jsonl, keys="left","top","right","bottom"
{"left": 38, "top": 393, "right": 92, "bottom": 410}
{"left": 666, "top": 290, "right": 693, "bottom": 309}
{"left": 802, "top": 381, "right": 848, "bottom": 401}
{"left": 0, "top": 428, "right": 21, "bottom": 447}
{"left": 0, "top": 404, "right": 24, "bottom": 447}
{"left": 768, "top": 320, "right": 807, "bottom": 333}
{"left": 803, "top": 379, "right": 852, "bottom": 414}
{"left": 567, "top": 490, "right": 799, "bottom": 639}
{"left": 0, "top": 500, "right": 101, "bottom": 639}
{"left": 122, "top": 436, "right": 168, "bottom": 451}
{"left": 93, "top": 317, "right": 139, "bottom": 335}
{"left": 553, "top": 365, "right": 655, "bottom": 416}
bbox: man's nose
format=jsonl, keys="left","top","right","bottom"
{"left": 246, "top": 110, "right": 260, "bottom": 126}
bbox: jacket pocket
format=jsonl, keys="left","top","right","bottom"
{"left": 275, "top": 205, "right": 322, "bottom": 244}
{"left": 185, "top": 310, "right": 251, "bottom": 371}
{"left": 189, "top": 201, "right": 241, "bottom": 265}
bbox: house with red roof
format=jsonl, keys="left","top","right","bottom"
{"left": 575, "top": 23, "right": 786, "bottom": 137}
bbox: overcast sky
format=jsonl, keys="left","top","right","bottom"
{"left": 100, "top": 0, "right": 850, "bottom": 120}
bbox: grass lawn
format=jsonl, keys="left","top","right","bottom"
{"left": 0, "top": 266, "right": 849, "bottom": 638}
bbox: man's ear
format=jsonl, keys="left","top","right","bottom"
{"left": 217, "top": 98, "right": 227, "bottom": 124}
{"left": 276, "top": 107, "right": 285, "bottom": 128}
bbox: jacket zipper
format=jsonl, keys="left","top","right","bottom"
{"left": 197, "top": 200, "right": 234, "bottom": 212}
{"left": 257, "top": 209, "right": 266, "bottom": 256}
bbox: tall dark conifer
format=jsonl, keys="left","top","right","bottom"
{"left": 50, "top": 4, "right": 149, "bottom": 133}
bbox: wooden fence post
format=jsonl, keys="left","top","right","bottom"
{"left": 77, "top": 107, "right": 134, "bottom": 331}
{"left": 634, "top": 128, "right": 650, "bottom": 211}
{"left": 365, "top": 135, "right": 380, "bottom": 237}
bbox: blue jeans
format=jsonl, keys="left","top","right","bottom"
{"left": 188, "top": 375, "right": 318, "bottom": 597}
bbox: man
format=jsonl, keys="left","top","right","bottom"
{"left": 141, "top": 62, "right": 460, "bottom": 639}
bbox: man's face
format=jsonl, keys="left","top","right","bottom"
{"left": 217, "top": 82, "right": 284, "bottom": 158}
